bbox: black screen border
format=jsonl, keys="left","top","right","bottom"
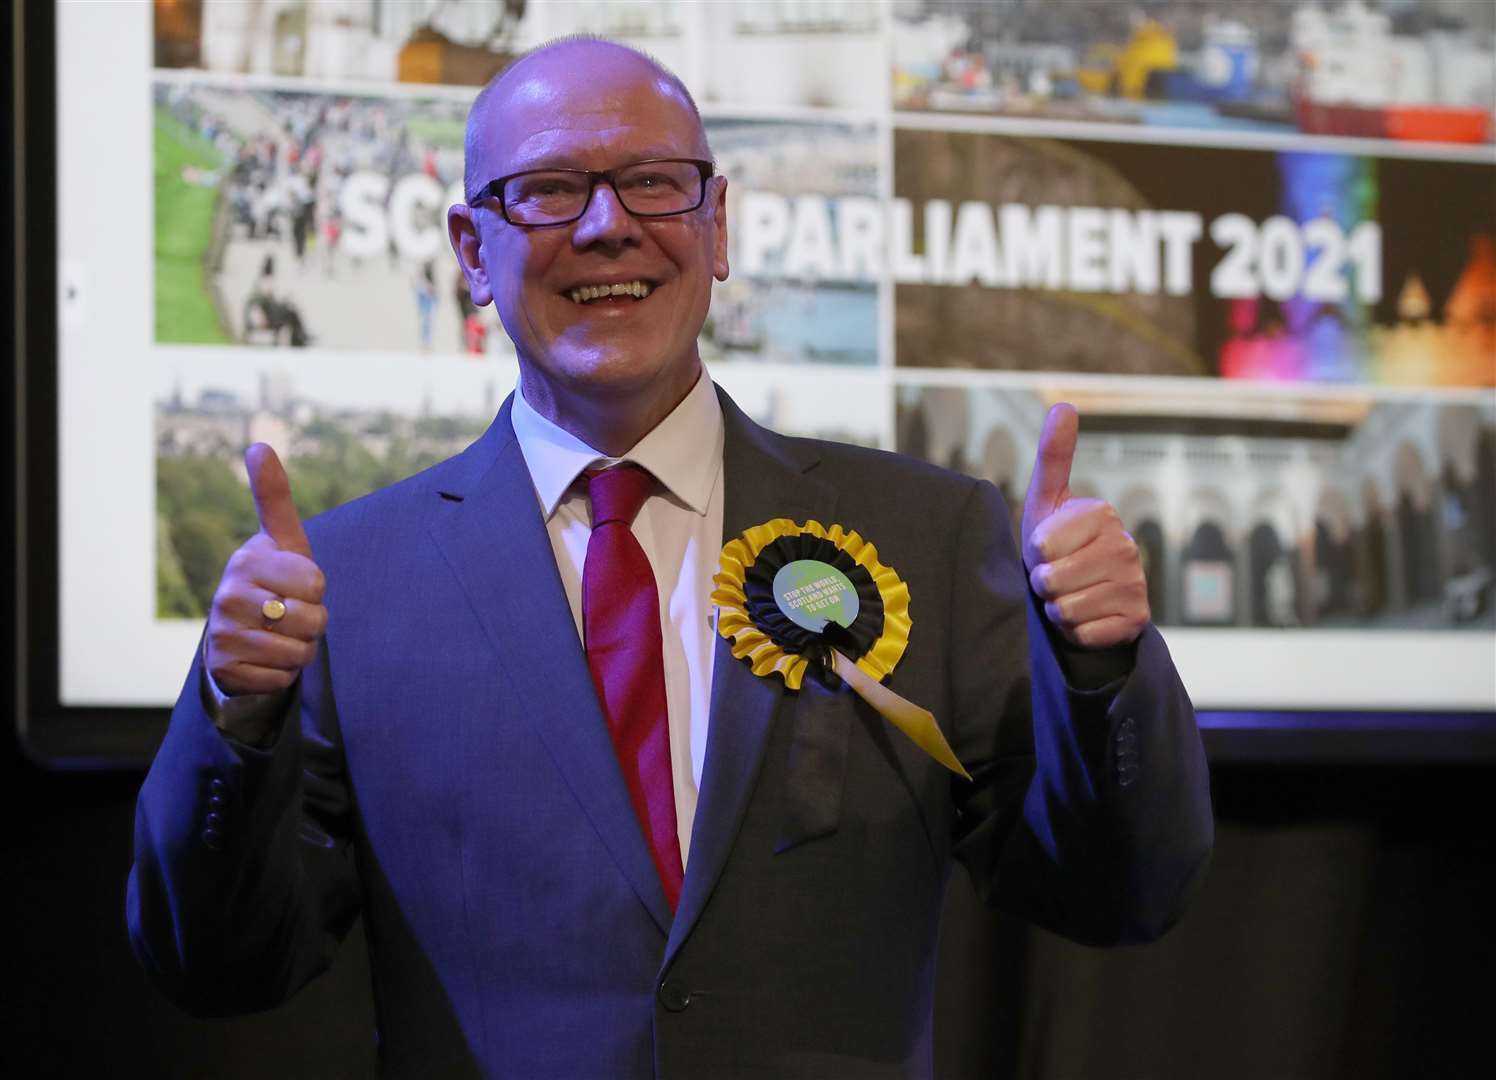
{"left": 14, "top": 2, "right": 173, "bottom": 769}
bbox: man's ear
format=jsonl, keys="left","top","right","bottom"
{"left": 711, "top": 175, "right": 729, "bottom": 282}
{"left": 448, "top": 203, "right": 493, "bottom": 306}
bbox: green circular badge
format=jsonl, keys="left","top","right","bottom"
{"left": 772, "top": 559, "right": 860, "bottom": 634}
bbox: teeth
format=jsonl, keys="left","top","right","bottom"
{"left": 567, "top": 280, "right": 653, "bottom": 304}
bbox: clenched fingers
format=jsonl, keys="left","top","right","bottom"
{"left": 207, "top": 624, "right": 321, "bottom": 694}
{"left": 224, "top": 537, "right": 326, "bottom": 604}
{"left": 212, "top": 589, "right": 328, "bottom": 643}
{"left": 1062, "top": 614, "right": 1148, "bottom": 650}
{"left": 1045, "top": 589, "right": 1150, "bottom": 650}
{"left": 1028, "top": 527, "right": 1142, "bottom": 599}
{"left": 210, "top": 658, "right": 313, "bottom": 696}
{"left": 1042, "top": 578, "right": 1149, "bottom": 633}
{"left": 206, "top": 527, "right": 330, "bottom": 694}
{"left": 1021, "top": 497, "right": 1114, "bottom": 570}
{"left": 1023, "top": 496, "right": 1150, "bottom": 649}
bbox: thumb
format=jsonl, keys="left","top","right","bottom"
{"left": 245, "top": 443, "right": 311, "bottom": 556}
{"left": 1022, "top": 403, "right": 1078, "bottom": 540}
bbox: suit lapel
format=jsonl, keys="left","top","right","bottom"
{"left": 425, "top": 398, "right": 674, "bottom": 934}
{"left": 665, "top": 387, "right": 838, "bottom": 967}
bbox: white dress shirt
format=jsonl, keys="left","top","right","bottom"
{"left": 510, "top": 371, "right": 725, "bottom": 865}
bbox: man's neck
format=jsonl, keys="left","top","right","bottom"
{"left": 518, "top": 364, "right": 702, "bottom": 457}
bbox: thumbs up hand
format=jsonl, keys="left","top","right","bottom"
{"left": 205, "top": 444, "right": 329, "bottom": 696}
{"left": 1021, "top": 404, "right": 1149, "bottom": 650}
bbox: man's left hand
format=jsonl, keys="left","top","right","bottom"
{"left": 1020, "top": 403, "right": 1150, "bottom": 650}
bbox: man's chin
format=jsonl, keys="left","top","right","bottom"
{"left": 538, "top": 346, "right": 694, "bottom": 397}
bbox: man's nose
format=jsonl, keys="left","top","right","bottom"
{"left": 572, "top": 182, "right": 642, "bottom": 248}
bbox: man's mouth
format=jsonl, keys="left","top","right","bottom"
{"left": 566, "top": 280, "right": 655, "bottom": 304}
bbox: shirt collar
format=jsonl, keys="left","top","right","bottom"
{"left": 511, "top": 368, "right": 723, "bottom": 519}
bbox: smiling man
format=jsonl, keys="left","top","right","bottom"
{"left": 129, "top": 38, "right": 1212, "bottom": 1079}
{"left": 449, "top": 46, "right": 727, "bottom": 456}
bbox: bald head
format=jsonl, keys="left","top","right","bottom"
{"left": 463, "top": 37, "right": 708, "bottom": 203}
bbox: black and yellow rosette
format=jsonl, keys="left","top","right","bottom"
{"left": 712, "top": 519, "right": 970, "bottom": 780}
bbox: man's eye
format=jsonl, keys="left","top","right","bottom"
{"left": 623, "top": 173, "right": 676, "bottom": 192}
{"left": 514, "top": 177, "right": 582, "bottom": 200}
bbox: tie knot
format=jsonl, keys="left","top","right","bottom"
{"left": 586, "top": 463, "right": 655, "bottom": 527}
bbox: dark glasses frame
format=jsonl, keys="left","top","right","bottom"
{"left": 468, "top": 157, "right": 715, "bottom": 226}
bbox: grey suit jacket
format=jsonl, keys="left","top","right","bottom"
{"left": 129, "top": 385, "right": 1212, "bottom": 1078}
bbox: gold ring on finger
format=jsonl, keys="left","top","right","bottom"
{"left": 261, "top": 597, "right": 288, "bottom": 627}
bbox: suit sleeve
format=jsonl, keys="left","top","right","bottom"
{"left": 946, "top": 478, "right": 1212, "bottom": 946}
{"left": 126, "top": 637, "right": 361, "bottom": 1015}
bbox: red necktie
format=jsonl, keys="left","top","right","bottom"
{"left": 582, "top": 465, "right": 684, "bottom": 911}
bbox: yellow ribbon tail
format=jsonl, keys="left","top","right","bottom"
{"left": 830, "top": 650, "right": 971, "bottom": 781}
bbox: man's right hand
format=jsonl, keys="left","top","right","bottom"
{"left": 206, "top": 444, "right": 328, "bottom": 696}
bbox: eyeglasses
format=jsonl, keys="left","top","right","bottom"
{"left": 469, "top": 158, "right": 715, "bottom": 226}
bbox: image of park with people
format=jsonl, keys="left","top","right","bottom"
{"left": 153, "top": 79, "right": 883, "bottom": 364}
{"left": 154, "top": 79, "right": 490, "bottom": 355}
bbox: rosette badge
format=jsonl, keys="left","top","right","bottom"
{"left": 712, "top": 519, "right": 970, "bottom": 779}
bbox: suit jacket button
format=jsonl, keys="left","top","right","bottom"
{"left": 205, "top": 811, "right": 225, "bottom": 830}
{"left": 201, "top": 827, "right": 224, "bottom": 851}
{"left": 658, "top": 978, "right": 691, "bottom": 1012}
{"left": 209, "top": 777, "right": 227, "bottom": 796}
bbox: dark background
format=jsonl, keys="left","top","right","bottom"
{"left": 7, "top": 10, "right": 1494, "bottom": 1080}
{"left": 8, "top": 695, "right": 1496, "bottom": 1077}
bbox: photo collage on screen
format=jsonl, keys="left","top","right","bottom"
{"left": 148, "top": 1, "right": 1495, "bottom": 681}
